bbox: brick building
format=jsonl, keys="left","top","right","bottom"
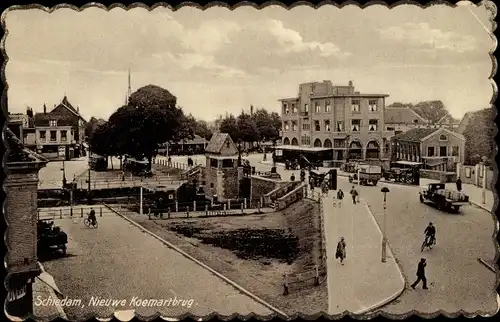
{"left": 5, "top": 128, "right": 48, "bottom": 318}
{"left": 33, "top": 96, "right": 87, "bottom": 159}
{"left": 391, "top": 127, "right": 465, "bottom": 171}
{"left": 280, "top": 80, "right": 392, "bottom": 161}
{"left": 203, "top": 133, "right": 243, "bottom": 201}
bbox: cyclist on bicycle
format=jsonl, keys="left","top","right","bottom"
{"left": 88, "top": 208, "right": 97, "bottom": 226}
{"left": 424, "top": 222, "right": 436, "bottom": 245}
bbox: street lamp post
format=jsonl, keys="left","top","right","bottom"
{"left": 481, "top": 156, "right": 487, "bottom": 205}
{"left": 61, "top": 160, "right": 67, "bottom": 187}
{"left": 381, "top": 186, "right": 390, "bottom": 263}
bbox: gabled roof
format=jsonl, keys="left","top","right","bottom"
{"left": 392, "top": 128, "right": 438, "bottom": 142}
{"left": 5, "top": 127, "right": 48, "bottom": 163}
{"left": 420, "top": 127, "right": 465, "bottom": 142}
{"left": 205, "top": 133, "right": 233, "bottom": 154}
{"left": 385, "top": 107, "right": 429, "bottom": 124}
{"left": 437, "top": 113, "right": 460, "bottom": 125}
{"left": 51, "top": 96, "right": 86, "bottom": 122}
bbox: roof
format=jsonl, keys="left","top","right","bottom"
{"left": 392, "top": 128, "right": 438, "bottom": 142}
{"left": 177, "top": 134, "right": 207, "bottom": 145}
{"left": 5, "top": 127, "right": 48, "bottom": 164}
{"left": 205, "top": 133, "right": 232, "bottom": 154}
{"left": 437, "top": 113, "right": 460, "bottom": 125}
{"left": 385, "top": 107, "right": 428, "bottom": 124}
{"left": 275, "top": 145, "right": 333, "bottom": 152}
{"left": 311, "top": 93, "right": 389, "bottom": 99}
{"left": 54, "top": 96, "right": 86, "bottom": 122}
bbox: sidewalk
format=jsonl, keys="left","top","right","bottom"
{"left": 32, "top": 263, "right": 67, "bottom": 320}
{"left": 321, "top": 189, "right": 405, "bottom": 315}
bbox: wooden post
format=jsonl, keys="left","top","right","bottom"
{"left": 193, "top": 201, "right": 196, "bottom": 212}
{"left": 241, "top": 203, "right": 244, "bottom": 214}
{"left": 258, "top": 201, "right": 261, "bottom": 213}
{"left": 223, "top": 204, "right": 227, "bottom": 215}
{"left": 244, "top": 198, "right": 247, "bottom": 209}
{"left": 175, "top": 201, "right": 179, "bottom": 213}
{"left": 228, "top": 199, "right": 231, "bottom": 209}
{"left": 60, "top": 209, "right": 62, "bottom": 219}
{"left": 314, "top": 265, "right": 319, "bottom": 286}
{"left": 186, "top": 206, "right": 190, "bottom": 218}
{"left": 148, "top": 208, "right": 151, "bottom": 220}
{"left": 283, "top": 274, "right": 289, "bottom": 296}
{"left": 100, "top": 207, "right": 103, "bottom": 217}
{"left": 81, "top": 208, "right": 84, "bottom": 218}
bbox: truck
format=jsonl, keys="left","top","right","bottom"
{"left": 348, "top": 164, "right": 382, "bottom": 186}
{"left": 419, "top": 183, "right": 469, "bottom": 212}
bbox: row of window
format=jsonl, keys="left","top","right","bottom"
{"left": 283, "top": 99, "right": 378, "bottom": 114}
{"left": 39, "top": 130, "right": 70, "bottom": 142}
{"left": 427, "top": 146, "right": 459, "bottom": 157}
{"left": 284, "top": 119, "right": 380, "bottom": 132}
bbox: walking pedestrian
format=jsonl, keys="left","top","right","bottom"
{"left": 411, "top": 258, "right": 428, "bottom": 289}
{"left": 456, "top": 177, "right": 462, "bottom": 192}
{"left": 309, "top": 177, "right": 315, "bottom": 191}
{"left": 335, "top": 237, "right": 347, "bottom": 265}
{"left": 336, "top": 189, "right": 344, "bottom": 207}
{"left": 350, "top": 186, "right": 358, "bottom": 204}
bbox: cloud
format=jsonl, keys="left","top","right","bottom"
{"left": 378, "top": 22, "right": 477, "bottom": 53}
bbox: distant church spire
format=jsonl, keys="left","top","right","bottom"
{"left": 126, "top": 68, "right": 132, "bottom": 105}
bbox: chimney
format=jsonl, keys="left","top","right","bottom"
{"left": 250, "top": 105, "right": 254, "bottom": 115}
{"left": 43, "top": 104, "right": 47, "bottom": 114}
{"left": 77, "top": 106, "right": 79, "bottom": 113}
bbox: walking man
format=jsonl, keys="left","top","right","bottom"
{"left": 411, "top": 258, "right": 428, "bottom": 289}
{"left": 335, "top": 237, "right": 347, "bottom": 265}
{"left": 456, "top": 177, "right": 462, "bottom": 192}
{"left": 336, "top": 188, "right": 344, "bottom": 207}
{"left": 350, "top": 186, "right": 358, "bottom": 205}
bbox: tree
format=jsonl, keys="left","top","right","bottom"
{"left": 463, "top": 108, "right": 495, "bottom": 165}
{"left": 107, "top": 85, "right": 188, "bottom": 169}
{"left": 251, "top": 108, "right": 280, "bottom": 143}
{"left": 194, "top": 119, "right": 213, "bottom": 140}
{"left": 85, "top": 117, "right": 106, "bottom": 139}
{"left": 219, "top": 114, "right": 240, "bottom": 143}
{"left": 237, "top": 112, "right": 259, "bottom": 144}
{"left": 410, "top": 101, "right": 448, "bottom": 124}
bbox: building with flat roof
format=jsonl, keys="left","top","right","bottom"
{"left": 280, "top": 80, "right": 392, "bottom": 162}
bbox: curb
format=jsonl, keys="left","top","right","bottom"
{"left": 477, "top": 258, "right": 497, "bottom": 273}
{"left": 469, "top": 200, "right": 493, "bottom": 214}
{"left": 104, "top": 204, "right": 290, "bottom": 320}
{"left": 355, "top": 200, "right": 406, "bottom": 314}
{"left": 36, "top": 262, "right": 68, "bottom": 320}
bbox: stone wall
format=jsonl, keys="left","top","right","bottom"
{"left": 457, "top": 164, "right": 495, "bottom": 190}
{"left": 251, "top": 175, "right": 288, "bottom": 200}
{"left": 222, "top": 167, "right": 239, "bottom": 200}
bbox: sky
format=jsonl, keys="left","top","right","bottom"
{"left": 3, "top": 1, "right": 495, "bottom": 122}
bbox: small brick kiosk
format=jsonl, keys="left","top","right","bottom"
{"left": 203, "top": 133, "right": 244, "bottom": 202}
{"left": 5, "top": 128, "right": 48, "bottom": 318}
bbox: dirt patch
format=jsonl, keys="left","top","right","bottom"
{"left": 152, "top": 164, "right": 184, "bottom": 176}
{"left": 118, "top": 200, "right": 328, "bottom": 315}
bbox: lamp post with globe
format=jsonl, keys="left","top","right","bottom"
{"left": 381, "top": 186, "right": 390, "bottom": 263}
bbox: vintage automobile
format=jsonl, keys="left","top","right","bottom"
{"left": 37, "top": 219, "right": 68, "bottom": 255}
{"left": 382, "top": 161, "right": 421, "bottom": 185}
{"left": 349, "top": 164, "right": 382, "bottom": 186}
{"left": 419, "top": 183, "right": 469, "bottom": 212}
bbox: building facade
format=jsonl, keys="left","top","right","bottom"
{"left": 280, "top": 80, "right": 392, "bottom": 161}
{"left": 32, "top": 96, "right": 87, "bottom": 159}
{"left": 391, "top": 127, "right": 465, "bottom": 171}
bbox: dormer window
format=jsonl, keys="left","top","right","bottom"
{"left": 49, "top": 120, "right": 57, "bottom": 127}
{"left": 439, "top": 134, "right": 448, "bottom": 141}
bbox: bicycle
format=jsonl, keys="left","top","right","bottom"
{"left": 84, "top": 218, "right": 98, "bottom": 228}
{"left": 421, "top": 235, "right": 435, "bottom": 252}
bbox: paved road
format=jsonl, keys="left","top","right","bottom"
{"left": 354, "top": 182, "right": 498, "bottom": 315}
{"left": 38, "top": 157, "right": 89, "bottom": 189}
{"left": 41, "top": 212, "right": 273, "bottom": 319}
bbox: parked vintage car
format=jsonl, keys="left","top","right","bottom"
{"left": 419, "top": 183, "right": 469, "bottom": 212}
{"left": 37, "top": 219, "right": 68, "bottom": 255}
